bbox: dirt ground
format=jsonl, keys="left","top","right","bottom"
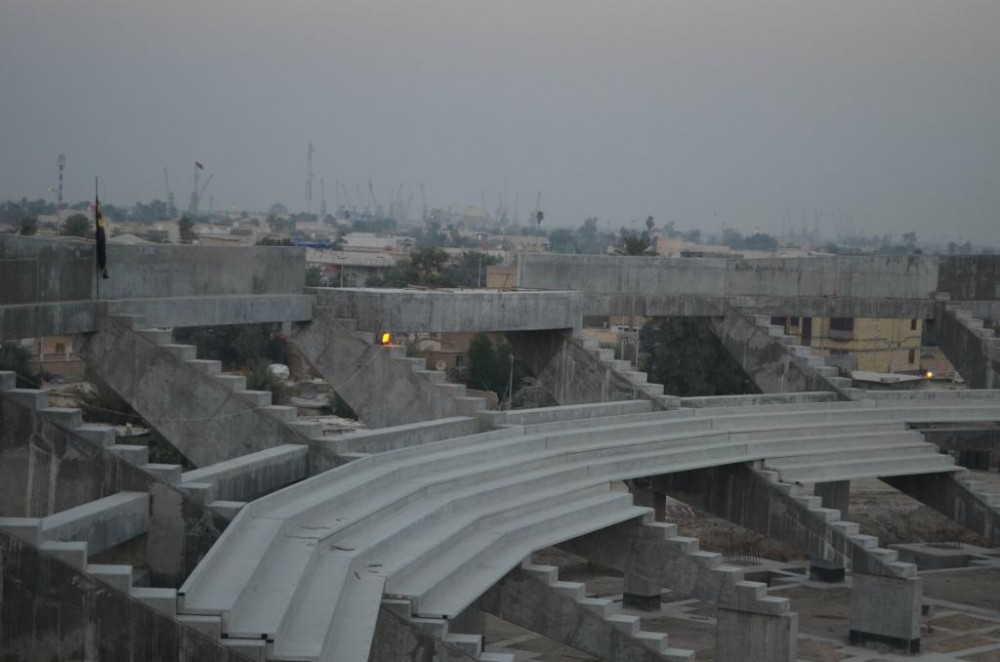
{"left": 481, "top": 472, "right": 1000, "bottom": 661}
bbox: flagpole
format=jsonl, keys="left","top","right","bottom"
{"left": 95, "top": 177, "right": 100, "bottom": 301}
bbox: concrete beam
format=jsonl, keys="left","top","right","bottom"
{"left": 313, "top": 287, "right": 582, "bottom": 333}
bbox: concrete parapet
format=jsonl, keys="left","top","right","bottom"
{"left": 483, "top": 400, "right": 654, "bottom": 427}
{"left": 323, "top": 416, "right": 482, "bottom": 456}
{"left": 680, "top": 391, "right": 837, "bottom": 408}
{"left": 849, "top": 573, "right": 922, "bottom": 653}
{"left": 180, "top": 444, "right": 308, "bottom": 502}
{"left": 936, "top": 302, "right": 1000, "bottom": 389}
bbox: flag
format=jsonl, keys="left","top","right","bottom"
{"left": 95, "top": 191, "right": 108, "bottom": 279}
{"left": 195, "top": 161, "right": 204, "bottom": 170}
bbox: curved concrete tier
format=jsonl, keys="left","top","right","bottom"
{"left": 178, "top": 398, "right": 995, "bottom": 660}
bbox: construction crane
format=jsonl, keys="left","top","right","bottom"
{"left": 163, "top": 168, "right": 176, "bottom": 217}
{"left": 187, "top": 161, "right": 212, "bottom": 215}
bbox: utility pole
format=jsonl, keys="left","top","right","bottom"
{"left": 319, "top": 177, "right": 327, "bottom": 219}
{"left": 57, "top": 153, "right": 65, "bottom": 214}
{"left": 305, "top": 142, "right": 315, "bottom": 215}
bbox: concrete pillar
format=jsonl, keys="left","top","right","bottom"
{"left": 716, "top": 609, "right": 797, "bottom": 662}
{"left": 849, "top": 573, "right": 922, "bottom": 653}
{"left": 624, "top": 481, "right": 665, "bottom": 610}
{"left": 811, "top": 480, "right": 850, "bottom": 582}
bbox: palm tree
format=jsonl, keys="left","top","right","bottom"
{"left": 615, "top": 229, "right": 657, "bottom": 256}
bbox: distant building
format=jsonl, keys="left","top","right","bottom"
{"left": 776, "top": 316, "right": 923, "bottom": 374}
{"left": 305, "top": 249, "right": 398, "bottom": 287}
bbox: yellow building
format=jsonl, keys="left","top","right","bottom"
{"left": 779, "top": 316, "right": 923, "bottom": 373}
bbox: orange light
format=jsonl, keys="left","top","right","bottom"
{"left": 380, "top": 332, "right": 391, "bottom": 345}
{"left": 925, "top": 370, "right": 934, "bottom": 379}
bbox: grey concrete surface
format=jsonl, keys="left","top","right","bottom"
{"left": 936, "top": 302, "right": 1000, "bottom": 389}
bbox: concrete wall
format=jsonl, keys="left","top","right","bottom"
{"left": 369, "top": 607, "right": 479, "bottom": 662}
{"left": 313, "top": 287, "right": 581, "bottom": 333}
{"left": 938, "top": 255, "right": 1000, "bottom": 300}
{"left": 1, "top": 235, "right": 308, "bottom": 338}
{"left": 0, "top": 394, "right": 229, "bottom": 584}
{"left": 517, "top": 254, "right": 939, "bottom": 304}
{"left": 0, "top": 528, "right": 247, "bottom": 661}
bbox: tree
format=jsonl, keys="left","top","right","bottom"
{"left": 615, "top": 229, "right": 657, "bottom": 256}
{"left": 306, "top": 265, "right": 327, "bottom": 287}
{"left": 548, "top": 228, "right": 577, "bottom": 254}
{"left": 645, "top": 216, "right": 655, "bottom": 233}
{"left": 61, "top": 213, "right": 92, "bottom": 238}
{"left": 178, "top": 215, "right": 197, "bottom": 244}
{"left": 18, "top": 217, "right": 37, "bottom": 236}
{"left": 442, "top": 251, "right": 501, "bottom": 287}
{"left": 639, "top": 318, "right": 757, "bottom": 397}
{"left": 575, "top": 217, "right": 611, "bottom": 255}
{"left": 0, "top": 342, "right": 37, "bottom": 387}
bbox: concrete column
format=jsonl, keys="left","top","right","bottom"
{"left": 716, "top": 609, "right": 798, "bottom": 662}
{"left": 811, "top": 480, "right": 850, "bottom": 582}
{"left": 849, "top": 573, "right": 922, "bottom": 653}
{"left": 624, "top": 481, "right": 665, "bottom": 610}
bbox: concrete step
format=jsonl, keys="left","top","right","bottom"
{"left": 414, "top": 369, "right": 447, "bottom": 384}
{"left": 131, "top": 587, "right": 177, "bottom": 617}
{"left": 38, "top": 407, "right": 83, "bottom": 428}
{"left": 397, "top": 356, "right": 427, "bottom": 371}
{"left": 40, "top": 491, "right": 149, "bottom": 555}
{"left": 262, "top": 405, "right": 298, "bottom": 422}
{"left": 87, "top": 563, "right": 133, "bottom": 593}
{"left": 620, "top": 371, "right": 648, "bottom": 384}
{"left": 140, "top": 463, "right": 183, "bottom": 485}
{"left": 237, "top": 390, "right": 273, "bottom": 407}
{"left": 581, "top": 338, "right": 600, "bottom": 350}
{"left": 636, "top": 382, "right": 664, "bottom": 397}
{"left": 777, "top": 454, "right": 958, "bottom": 483}
{"left": 591, "top": 348, "right": 615, "bottom": 361}
{"left": 185, "top": 359, "right": 222, "bottom": 375}
{"left": 107, "top": 444, "right": 149, "bottom": 466}
{"left": 136, "top": 328, "right": 173, "bottom": 345}
{"left": 213, "top": 374, "right": 247, "bottom": 391}
{"left": 814, "top": 365, "right": 838, "bottom": 377}
{"left": 827, "top": 376, "right": 852, "bottom": 388}
{"left": 455, "top": 396, "right": 487, "bottom": 416}
{"left": 39, "top": 540, "right": 88, "bottom": 570}
{"left": 444, "top": 633, "right": 483, "bottom": 657}
{"left": 0, "top": 371, "right": 16, "bottom": 390}
{"left": 288, "top": 419, "right": 323, "bottom": 438}
{"left": 160, "top": 344, "right": 197, "bottom": 361}
{"left": 75, "top": 423, "right": 117, "bottom": 448}
{"left": 435, "top": 383, "right": 467, "bottom": 398}
{"left": 181, "top": 444, "right": 309, "bottom": 503}
{"left": 4, "top": 388, "right": 49, "bottom": 409}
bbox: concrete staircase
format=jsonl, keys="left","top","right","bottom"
{"left": 292, "top": 310, "right": 485, "bottom": 427}
{"left": 520, "top": 561, "right": 693, "bottom": 661}
{"left": 937, "top": 303, "right": 1000, "bottom": 389}
{"left": 132, "top": 323, "right": 322, "bottom": 440}
{"left": 749, "top": 314, "right": 857, "bottom": 395}
{"left": 754, "top": 468, "right": 917, "bottom": 578}
{"left": 384, "top": 600, "right": 515, "bottom": 662}
{"left": 579, "top": 337, "right": 680, "bottom": 408}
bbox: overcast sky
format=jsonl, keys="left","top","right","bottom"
{"left": 2, "top": 1, "right": 998, "bottom": 242}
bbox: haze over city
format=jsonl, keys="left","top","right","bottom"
{"left": 2, "top": 0, "right": 998, "bottom": 242}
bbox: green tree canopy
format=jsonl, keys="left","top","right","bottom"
{"left": 639, "top": 318, "right": 757, "bottom": 397}
{"left": 61, "top": 213, "right": 92, "bottom": 238}
{"left": 615, "top": 229, "right": 657, "bottom": 256}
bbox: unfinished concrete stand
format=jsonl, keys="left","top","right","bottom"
{"left": 716, "top": 609, "right": 798, "bottom": 662}
{"left": 849, "top": 573, "right": 922, "bottom": 654}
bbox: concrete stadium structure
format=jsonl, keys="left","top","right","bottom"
{"left": 3, "top": 233, "right": 1000, "bottom": 661}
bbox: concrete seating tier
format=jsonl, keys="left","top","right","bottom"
{"left": 177, "top": 400, "right": 991, "bottom": 660}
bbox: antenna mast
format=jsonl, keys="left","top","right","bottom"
{"left": 57, "top": 153, "right": 65, "bottom": 212}
{"left": 305, "top": 142, "right": 315, "bottom": 214}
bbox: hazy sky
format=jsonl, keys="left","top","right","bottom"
{"left": 2, "top": 1, "right": 998, "bottom": 242}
